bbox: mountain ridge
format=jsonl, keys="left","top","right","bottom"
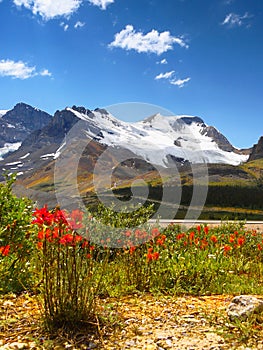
{"left": 0, "top": 102, "right": 262, "bottom": 210}
{"left": 0, "top": 103, "right": 254, "bottom": 171}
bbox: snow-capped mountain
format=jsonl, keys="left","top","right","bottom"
{"left": 0, "top": 104, "right": 249, "bottom": 178}
{"left": 63, "top": 106, "right": 248, "bottom": 167}
{"left": 0, "top": 102, "right": 52, "bottom": 160}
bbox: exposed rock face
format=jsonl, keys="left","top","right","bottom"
{"left": 201, "top": 126, "right": 234, "bottom": 152}
{"left": 19, "top": 107, "right": 84, "bottom": 153}
{"left": 0, "top": 102, "right": 52, "bottom": 148}
{"left": 227, "top": 295, "right": 263, "bottom": 321}
{"left": 248, "top": 136, "right": 263, "bottom": 161}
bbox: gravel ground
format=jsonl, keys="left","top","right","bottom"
{"left": 1, "top": 293, "right": 263, "bottom": 349}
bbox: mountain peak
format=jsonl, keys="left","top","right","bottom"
{"left": 179, "top": 115, "right": 205, "bottom": 125}
{"left": 3, "top": 102, "right": 52, "bottom": 129}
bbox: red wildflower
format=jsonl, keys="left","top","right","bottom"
{"left": 156, "top": 235, "right": 166, "bottom": 246}
{"left": 210, "top": 235, "right": 218, "bottom": 243}
{"left": 189, "top": 231, "right": 195, "bottom": 241}
{"left": 146, "top": 250, "right": 159, "bottom": 262}
{"left": 237, "top": 236, "right": 245, "bottom": 246}
{"left": 200, "top": 239, "right": 208, "bottom": 249}
{"left": 151, "top": 227, "right": 160, "bottom": 237}
{"left": 81, "top": 240, "right": 89, "bottom": 248}
{"left": 135, "top": 229, "right": 142, "bottom": 238}
{"left": 32, "top": 206, "right": 54, "bottom": 226}
{"left": 37, "top": 241, "right": 43, "bottom": 250}
{"left": 68, "top": 209, "right": 83, "bottom": 230}
{"left": 258, "top": 243, "right": 262, "bottom": 251}
{"left": 38, "top": 230, "right": 44, "bottom": 240}
{"left": 223, "top": 245, "right": 232, "bottom": 255}
{"left": 152, "top": 252, "right": 160, "bottom": 260}
{"left": 129, "top": 246, "right": 136, "bottom": 254}
{"left": 0, "top": 245, "right": 10, "bottom": 256}
{"left": 53, "top": 209, "right": 68, "bottom": 225}
{"left": 86, "top": 253, "right": 92, "bottom": 259}
{"left": 229, "top": 235, "right": 235, "bottom": 243}
{"left": 197, "top": 225, "right": 201, "bottom": 233}
{"left": 125, "top": 230, "right": 131, "bottom": 237}
{"left": 59, "top": 233, "right": 74, "bottom": 245}
{"left": 204, "top": 226, "right": 209, "bottom": 234}
{"left": 52, "top": 227, "right": 59, "bottom": 240}
{"left": 74, "top": 235, "right": 83, "bottom": 243}
{"left": 44, "top": 228, "right": 52, "bottom": 242}
{"left": 147, "top": 252, "right": 153, "bottom": 261}
{"left": 176, "top": 233, "right": 185, "bottom": 240}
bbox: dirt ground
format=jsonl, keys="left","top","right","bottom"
{"left": 1, "top": 292, "right": 263, "bottom": 349}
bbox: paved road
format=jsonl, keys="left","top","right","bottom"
{"left": 148, "top": 219, "right": 263, "bottom": 231}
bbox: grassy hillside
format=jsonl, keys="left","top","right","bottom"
{"left": 83, "top": 159, "right": 263, "bottom": 220}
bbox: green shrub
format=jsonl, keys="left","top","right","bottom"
{"left": 0, "top": 174, "right": 35, "bottom": 293}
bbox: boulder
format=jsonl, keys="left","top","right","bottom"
{"left": 227, "top": 295, "right": 263, "bottom": 321}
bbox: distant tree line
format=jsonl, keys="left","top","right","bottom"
{"left": 113, "top": 184, "right": 263, "bottom": 210}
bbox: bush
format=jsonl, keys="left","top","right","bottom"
{"left": 32, "top": 206, "right": 110, "bottom": 330}
{"left": 0, "top": 174, "right": 35, "bottom": 293}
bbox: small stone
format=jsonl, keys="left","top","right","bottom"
{"left": 227, "top": 295, "right": 263, "bottom": 321}
{"left": 125, "top": 339, "right": 136, "bottom": 347}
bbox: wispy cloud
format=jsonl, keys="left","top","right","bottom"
{"left": 109, "top": 25, "right": 188, "bottom": 55}
{"left": 74, "top": 21, "right": 85, "bottom": 29}
{"left": 88, "top": 0, "right": 114, "bottom": 10}
{"left": 60, "top": 22, "right": 69, "bottom": 31}
{"left": 155, "top": 70, "right": 190, "bottom": 88}
{"left": 39, "top": 69, "right": 52, "bottom": 77}
{"left": 170, "top": 77, "right": 190, "bottom": 88}
{"left": 221, "top": 12, "right": 252, "bottom": 27}
{"left": 0, "top": 59, "right": 52, "bottom": 79}
{"left": 156, "top": 58, "right": 168, "bottom": 65}
{"left": 155, "top": 70, "right": 175, "bottom": 80}
{"left": 13, "top": 0, "right": 82, "bottom": 20}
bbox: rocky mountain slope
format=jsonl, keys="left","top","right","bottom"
{"left": 249, "top": 136, "right": 263, "bottom": 161}
{"left": 0, "top": 103, "right": 52, "bottom": 159}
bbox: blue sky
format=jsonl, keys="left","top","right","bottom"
{"left": 0, "top": 0, "right": 262, "bottom": 148}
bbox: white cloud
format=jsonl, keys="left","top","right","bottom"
{"left": 88, "top": 0, "right": 114, "bottom": 10}
{"left": 155, "top": 70, "right": 190, "bottom": 88}
{"left": 156, "top": 58, "right": 168, "bottom": 65}
{"left": 0, "top": 59, "right": 36, "bottom": 79}
{"left": 0, "top": 59, "right": 52, "bottom": 79}
{"left": 60, "top": 22, "right": 69, "bottom": 31}
{"left": 155, "top": 70, "right": 175, "bottom": 80}
{"left": 74, "top": 21, "right": 85, "bottom": 29}
{"left": 13, "top": 0, "right": 82, "bottom": 20}
{"left": 109, "top": 25, "right": 188, "bottom": 55}
{"left": 40, "top": 69, "right": 52, "bottom": 77}
{"left": 170, "top": 77, "right": 190, "bottom": 88}
{"left": 160, "top": 58, "right": 167, "bottom": 64}
{"left": 221, "top": 12, "right": 252, "bottom": 27}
